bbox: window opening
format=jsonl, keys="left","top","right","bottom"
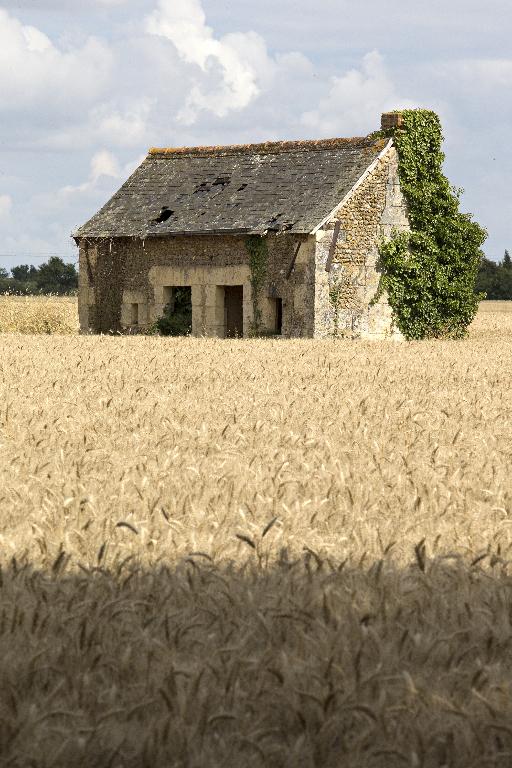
{"left": 131, "top": 303, "right": 139, "bottom": 325}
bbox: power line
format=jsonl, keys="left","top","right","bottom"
{"left": 0, "top": 254, "right": 78, "bottom": 265}
{"left": 0, "top": 251, "right": 76, "bottom": 259}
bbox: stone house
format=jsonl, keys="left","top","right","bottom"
{"left": 74, "top": 112, "right": 409, "bottom": 339}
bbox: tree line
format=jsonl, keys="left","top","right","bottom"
{"left": 0, "top": 252, "right": 510, "bottom": 299}
{"left": 475, "top": 250, "right": 512, "bottom": 300}
{"left": 0, "top": 256, "right": 78, "bottom": 295}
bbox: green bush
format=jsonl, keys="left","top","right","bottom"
{"left": 155, "top": 287, "right": 192, "bottom": 336}
{"left": 377, "top": 110, "right": 487, "bottom": 339}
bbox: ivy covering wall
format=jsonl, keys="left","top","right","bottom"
{"left": 377, "top": 110, "right": 487, "bottom": 339}
{"left": 245, "top": 235, "right": 268, "bottom": 334}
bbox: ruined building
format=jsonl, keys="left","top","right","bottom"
{"left": 73, "top": 112, "right": 409, "bottom": 338}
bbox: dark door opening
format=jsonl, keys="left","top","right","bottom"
{"left": 224, "top": 285, "right": 244, "bottom": 338}
{"left": 157, "top": 286, "right": 192, "bottom": 336}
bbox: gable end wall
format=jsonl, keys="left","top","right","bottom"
{"left": 313, "top": 147, "right": 409, "bottom": 339}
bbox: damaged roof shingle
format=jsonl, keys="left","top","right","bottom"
{"left": 73, "top": 135, "right": 389, "bottom": 239}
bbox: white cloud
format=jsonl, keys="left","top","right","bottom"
{"left": 61, "top": 150, "right": 121, "bottom": 196}
{"left": 429, "top": 58, "right": 512, "bottom": 94}
{"left": 40, "top": 101, "right": 153, "bottom": 150}
{"left": 56, "top": 150, "right": 145, "bottom": 204}
{"left": 301, "top": 51, "right": 414, "bottom": 137}
{"left": 90, "top": 150, "right": 121, "bottom": 183}
{"left": 145, "top": 0, "right": 273, "bottom": 123}
{"left": 92, "top": 104, "right": 150, "bottom": 145}
{"left": 0, "top": 0, "right": 509, "bottom": 268}
{"left": 0, "top": 195, "right": 12, "bottom": 218}
{"left": 0, "top": 0, "right": 133, "bottom": 7}
{"left": 0, "top": 9, "right": 112, "bottom": 112}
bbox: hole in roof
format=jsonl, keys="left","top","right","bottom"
{"left": 153, "top": 206, "right": 174, "bottom": 224}
{"left": 267, "top": 213, "right": 284, "bottom": 228}
{"left": 194, "top": 177, "right": 231, "bottom": 195}
{"left": 213, "top": 175, "right": 230, "bottom": 187}
{"left": 266, "top": 214, "right": 296, "bottom": 233}
{"left": 237, "top": 184, "right": 248, "bottom": 192}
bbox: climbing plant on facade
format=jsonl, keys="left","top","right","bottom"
{"left": 377, "top": 109, "right": 487, "bottom": 339}
{"left": 245, "top": 235, "right": 268, "bottom": 334}
{"left": 328, "top": 267, "right": 344, "bottom": 338}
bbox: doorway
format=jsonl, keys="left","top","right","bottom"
{"left": 157, "top": 286, "right": 192, "bottom": 336}
{"left": 224, "top": 285, "right": 244, "bottom": 338}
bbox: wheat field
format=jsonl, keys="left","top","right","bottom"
{"left": 0, "top": 294, "right": 79, "bottom": 334}
{"left": 0, "top": 298, "right": 511, "bottom": 766}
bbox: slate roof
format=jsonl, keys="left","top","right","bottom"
{"left": 74, "top": 136, "right": 389, "bottom": 239}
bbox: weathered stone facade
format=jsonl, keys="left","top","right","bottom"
{"left": 314, "top": 147, "right": 409, "bottom": 339}
{"left": 77, "top": 134, "right": 410, "bottom": 340}
{"left": 79, "top": 233, "right": 316, "bottom": 337}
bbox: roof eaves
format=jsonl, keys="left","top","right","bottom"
{"left": 74, "top": 226, "right": 311, "bottom": 241}
{"left": 309, "top": 138, "right": 394, "bottom": 235}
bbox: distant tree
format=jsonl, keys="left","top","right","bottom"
{"left": 11, "top": 264, "right": 38, "bottom": 281}
{"left": 35, "top": 257, "right": 78, "bottom": 295}
{"left": 475, "top": 257, "right": 500, "bottom": 298}
{"left": 497, "top": 257, "right": 512, "bottom": 299}
{"left": 476, "top": 254, "right": 512, "bottom": 299}
{"left": 0, "top": 267, "right": 9, "bottom": 293}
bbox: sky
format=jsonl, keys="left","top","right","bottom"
{"left": 0, "top": 0, "right": 510, "bottom": 270}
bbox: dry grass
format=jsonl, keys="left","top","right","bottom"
{"left": 478, "top": 300, "right": 512, "bottom": 312}
{"left": 0, "top": 294, "right": 78, "bottom": 334}
{"left": 0, "top": 302, "right": 511, "bottom": 766}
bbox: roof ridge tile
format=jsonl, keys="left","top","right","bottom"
{"left": 148, "top": 136, "right": 376, "bottom": 158}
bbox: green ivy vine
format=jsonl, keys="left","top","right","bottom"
{"left": 245, "top": 235, "right": 268, "bottom": 334}
{"left": 377, "top": 109, "right": 487, "bottom": 339}
{"left": 328, "top": 270, "right": 343, "bottom": 337}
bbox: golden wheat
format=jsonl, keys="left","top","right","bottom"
{"left": 477, "top": 300, "right": 512, "bottom": 312}
{"left": 0, "top": 301, "right": 511, "bottom": 766}
{"left": 0, "top": 294, "right": 78, "bottom": 334}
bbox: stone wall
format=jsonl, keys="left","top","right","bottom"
{"left": 78, "top": 240, "right": 126, "bottom": 334}
{"left": 78, "top": 233, "right": 315, "bottom": 337}
{"left": 314, "top": 146, "right": 409, "bottom": 339}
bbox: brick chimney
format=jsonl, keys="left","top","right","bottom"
{"left": 381, "top": 112, "right": 403, "bottom": 131}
